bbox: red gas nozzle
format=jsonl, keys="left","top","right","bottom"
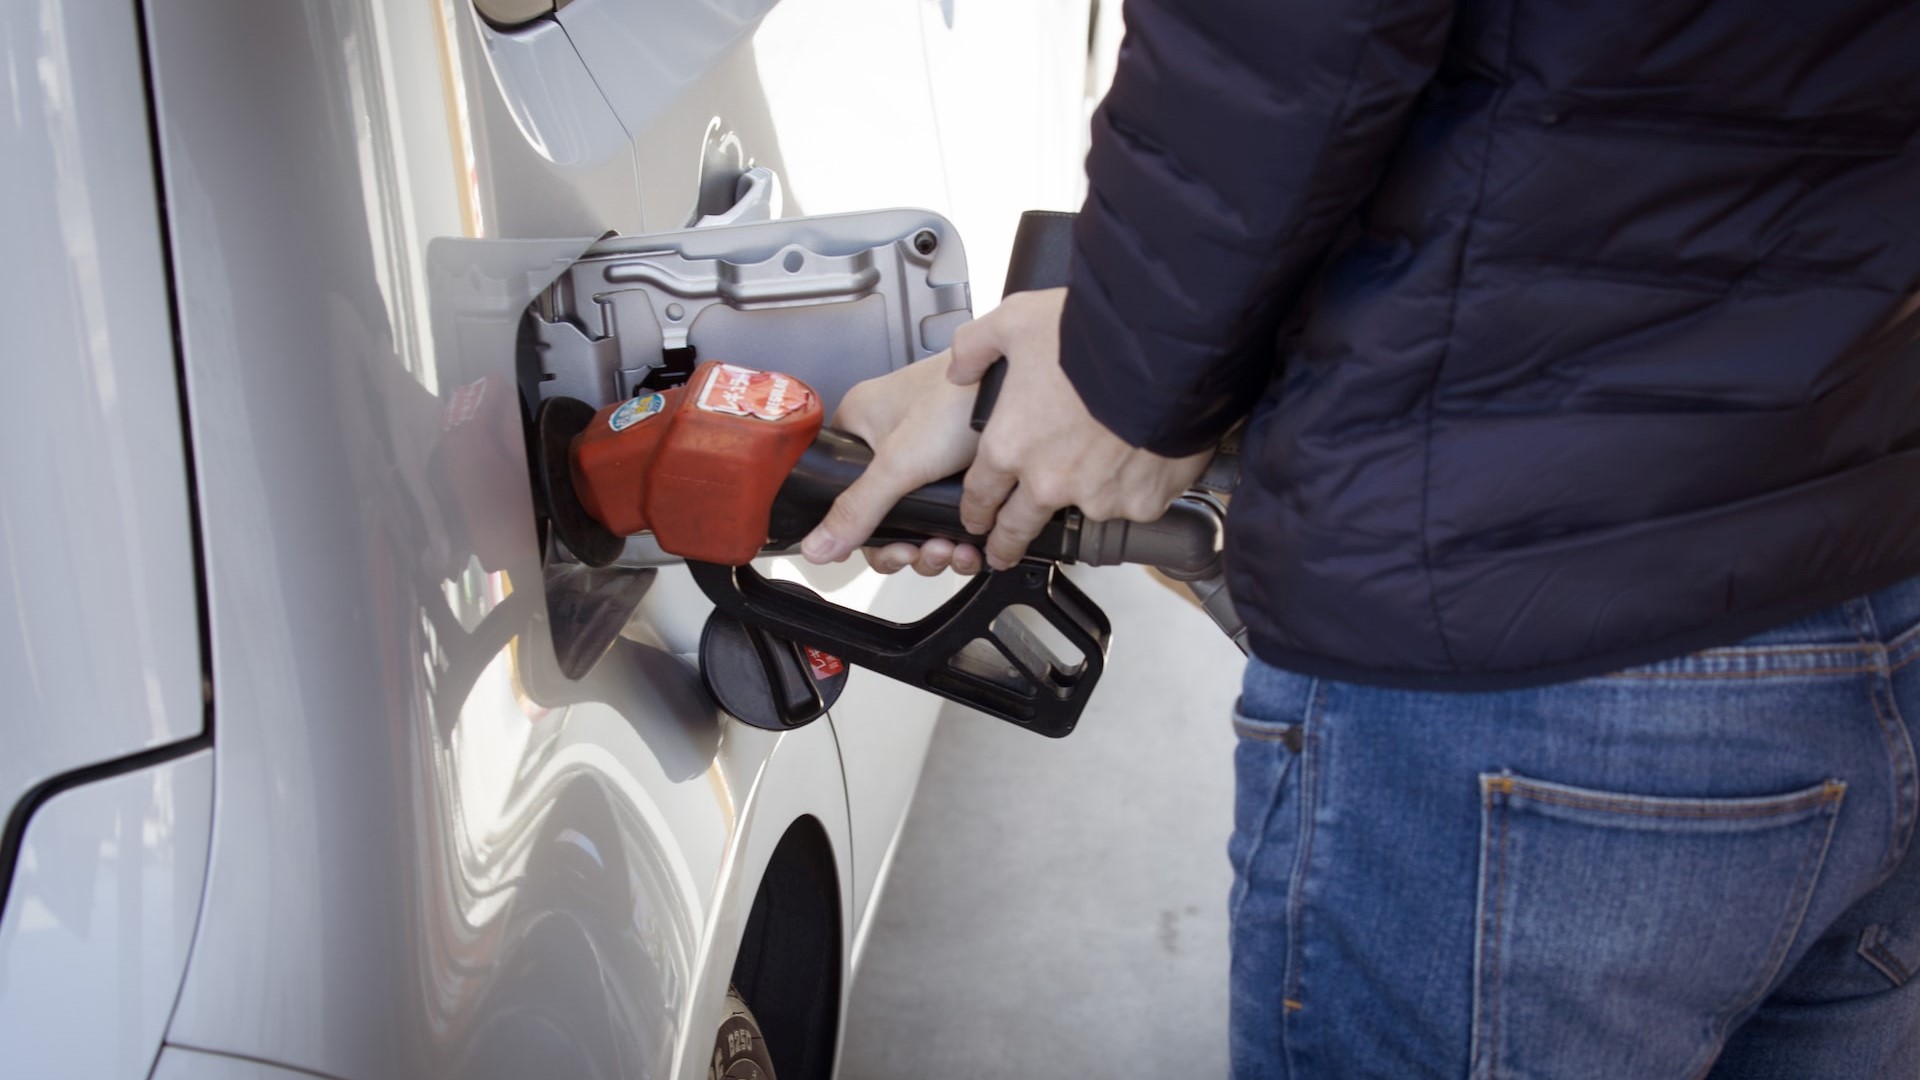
{"left": 568, "top": 360, "right": 824, "bottom": 566}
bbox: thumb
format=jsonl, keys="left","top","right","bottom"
{"left": 801, "top": 464, "right": 910, "bottom": 564}
{"left": 946, "top": 321, "right": 1003, "bottom": 386}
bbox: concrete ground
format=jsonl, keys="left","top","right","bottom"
{"left": 841, "top": 565, "right": 1247, "bottom": 1080}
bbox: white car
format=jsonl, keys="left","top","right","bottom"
{"left": 0, "top": 0, "right": 1098, "bottom": 1076}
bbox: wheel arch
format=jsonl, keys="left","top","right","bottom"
{"left": 729, "top": 814, "right": 843, "bottom": 1080}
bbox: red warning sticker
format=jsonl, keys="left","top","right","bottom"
{"left": 804, "top": 647, "right": 845, "bottom": 681}
{"left": 695, "top": 363, "right": 811, "bottom": 421}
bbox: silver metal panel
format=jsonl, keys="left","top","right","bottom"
{"left": 0, "top": 0, "right": 205, "bottom": 845}
{"left": 0, "top": 752, "right": 214, "bottom": 1080}
{"left": 533, "top": 209, "right": 971, "bottom": 414}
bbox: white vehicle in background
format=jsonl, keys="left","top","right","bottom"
{"left": 0, "top": 0, "right": 1099, "bottom": 1076}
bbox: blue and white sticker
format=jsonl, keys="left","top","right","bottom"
{"left": 608, "top": 392, "right": 665, "bottom": 432}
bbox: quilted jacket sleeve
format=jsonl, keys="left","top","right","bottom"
{"left": 1060, "top": 0, "right": 1455, "bottom": 455}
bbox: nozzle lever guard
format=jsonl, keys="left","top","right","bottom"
{"left": 687, "top": 557, "right": 1111, "bottom": 737}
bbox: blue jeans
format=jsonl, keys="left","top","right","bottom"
{"left": 1229, "top": 578, "right": 1920, "bottom": 1079}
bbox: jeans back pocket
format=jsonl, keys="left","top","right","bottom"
{"left": 1471, "top": 772, "right": 1846, "bottom": 1080}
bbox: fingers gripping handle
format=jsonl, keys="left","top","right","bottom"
{"left": 772, "top": 433, "right": 1228, "bottom": 577}
{"left": 777, "top": 203, "right": 1222, "bottom": 577}
{"left": 750, "top": 204, "right": 1100, "bottom": 736}
{"left": 768, "top": 430, "right": 1078, "bottom": 559}
{"left": 955, "top": 210, "right": 1246, "bottom": 654}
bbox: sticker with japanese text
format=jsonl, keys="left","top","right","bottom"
{"left": 695, "top": 363, "right": 811, "bottom": 421}
{"left": 804, "top": 647, "right": 845, "bottom": 681}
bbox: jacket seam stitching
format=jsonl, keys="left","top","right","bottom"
{"left": 1472, "top": 253, "right": 1897, "bottom": 295}
{"left": 1419, "top": 6, "right": 1518, "bottom": 673}
{"left": 1531, "top": 111, "right": 1915, "bottom": 154}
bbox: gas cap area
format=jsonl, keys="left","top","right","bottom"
{"left": 515, "top": 208, "right": 973, "bottom": 702}
{"left": 700, "top": 595, "right": 850, "bottom": 731}
{"left": 521, "top": 208, "right": 968, "bottom": 431}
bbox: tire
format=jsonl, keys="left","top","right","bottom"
{"left": 710, "top": 985, "right": 779, "bottom": 1080}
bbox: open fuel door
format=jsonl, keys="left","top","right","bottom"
{"left": 518, "top": 205, "right": 988, "bottom": 686}
{"left": 518, "top": 206, "right": 1132, "bottom": 738}
{"left": 527, "top": 207, "right": 967, "bottom": 425}
{"left": 521, "top": 205, "right": 972, "bottom": 568}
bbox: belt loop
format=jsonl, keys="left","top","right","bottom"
{"left": 1849, "top": 595, "right": 1896, "bottom": 679}
{"left": 1849, "top": 596, "right": 1882, "bottom": 647}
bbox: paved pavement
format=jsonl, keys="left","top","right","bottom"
{"left": 841, "top": 565, "right": 1247, "bottom": 1079}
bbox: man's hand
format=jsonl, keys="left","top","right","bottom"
{"left": 799, "top": 353, "right": 986, "bottom": 576}
{"left": 949, "top": 288, "right": 1212, "bottom": 570}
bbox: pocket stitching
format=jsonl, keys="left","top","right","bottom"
{"left": 1478, "top": 779, "right": 1515, "bottom": 1080}
{"left": 1495, "top": 775, "right": 1846, "bottom": 820}
{"left": 1689, "top": 788, "right": 1846, "bottom": 1080}
{"left": 1472, "top": 775, "right": 1846, "bottom": 1080}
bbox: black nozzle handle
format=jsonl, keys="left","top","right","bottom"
{"left": 767, "top": 429, "right": 1227, "bottom": 578}
{"left": 689, "top": 556, "right": 1110, "bottom": 737}
{"left": 971, "top": 211, "right": 1076, "bottom": 433}
{"left": 1003, "top": 210, "right": 1076, "bottom": 297}
{"left": 969, "top": 359, "right": 1007, "bottom": 433}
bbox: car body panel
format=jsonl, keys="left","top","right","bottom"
{"left": 0, "top": 0, "right": 204, "bottom": 847}
{"left": 4, "top": 0, "right": 1092, "bottom": 1074}
{"left": 473, "top": 16, "right": 637, "bottom": 173}
{"left": 0, "top": 751, "right": 214, "bottom": 1080}
{"left": 137, "top": 0, "right": 927, "bottom": 1075}
{"left": 141, "top": 0, "right": 679, "bottom": 1073}
{"left": 556, "top": 0, "right": 782, "bottom": 145}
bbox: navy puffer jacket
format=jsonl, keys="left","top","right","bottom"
{"left": 1060, "top": 0, "right": 1920, "bottom": 688}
